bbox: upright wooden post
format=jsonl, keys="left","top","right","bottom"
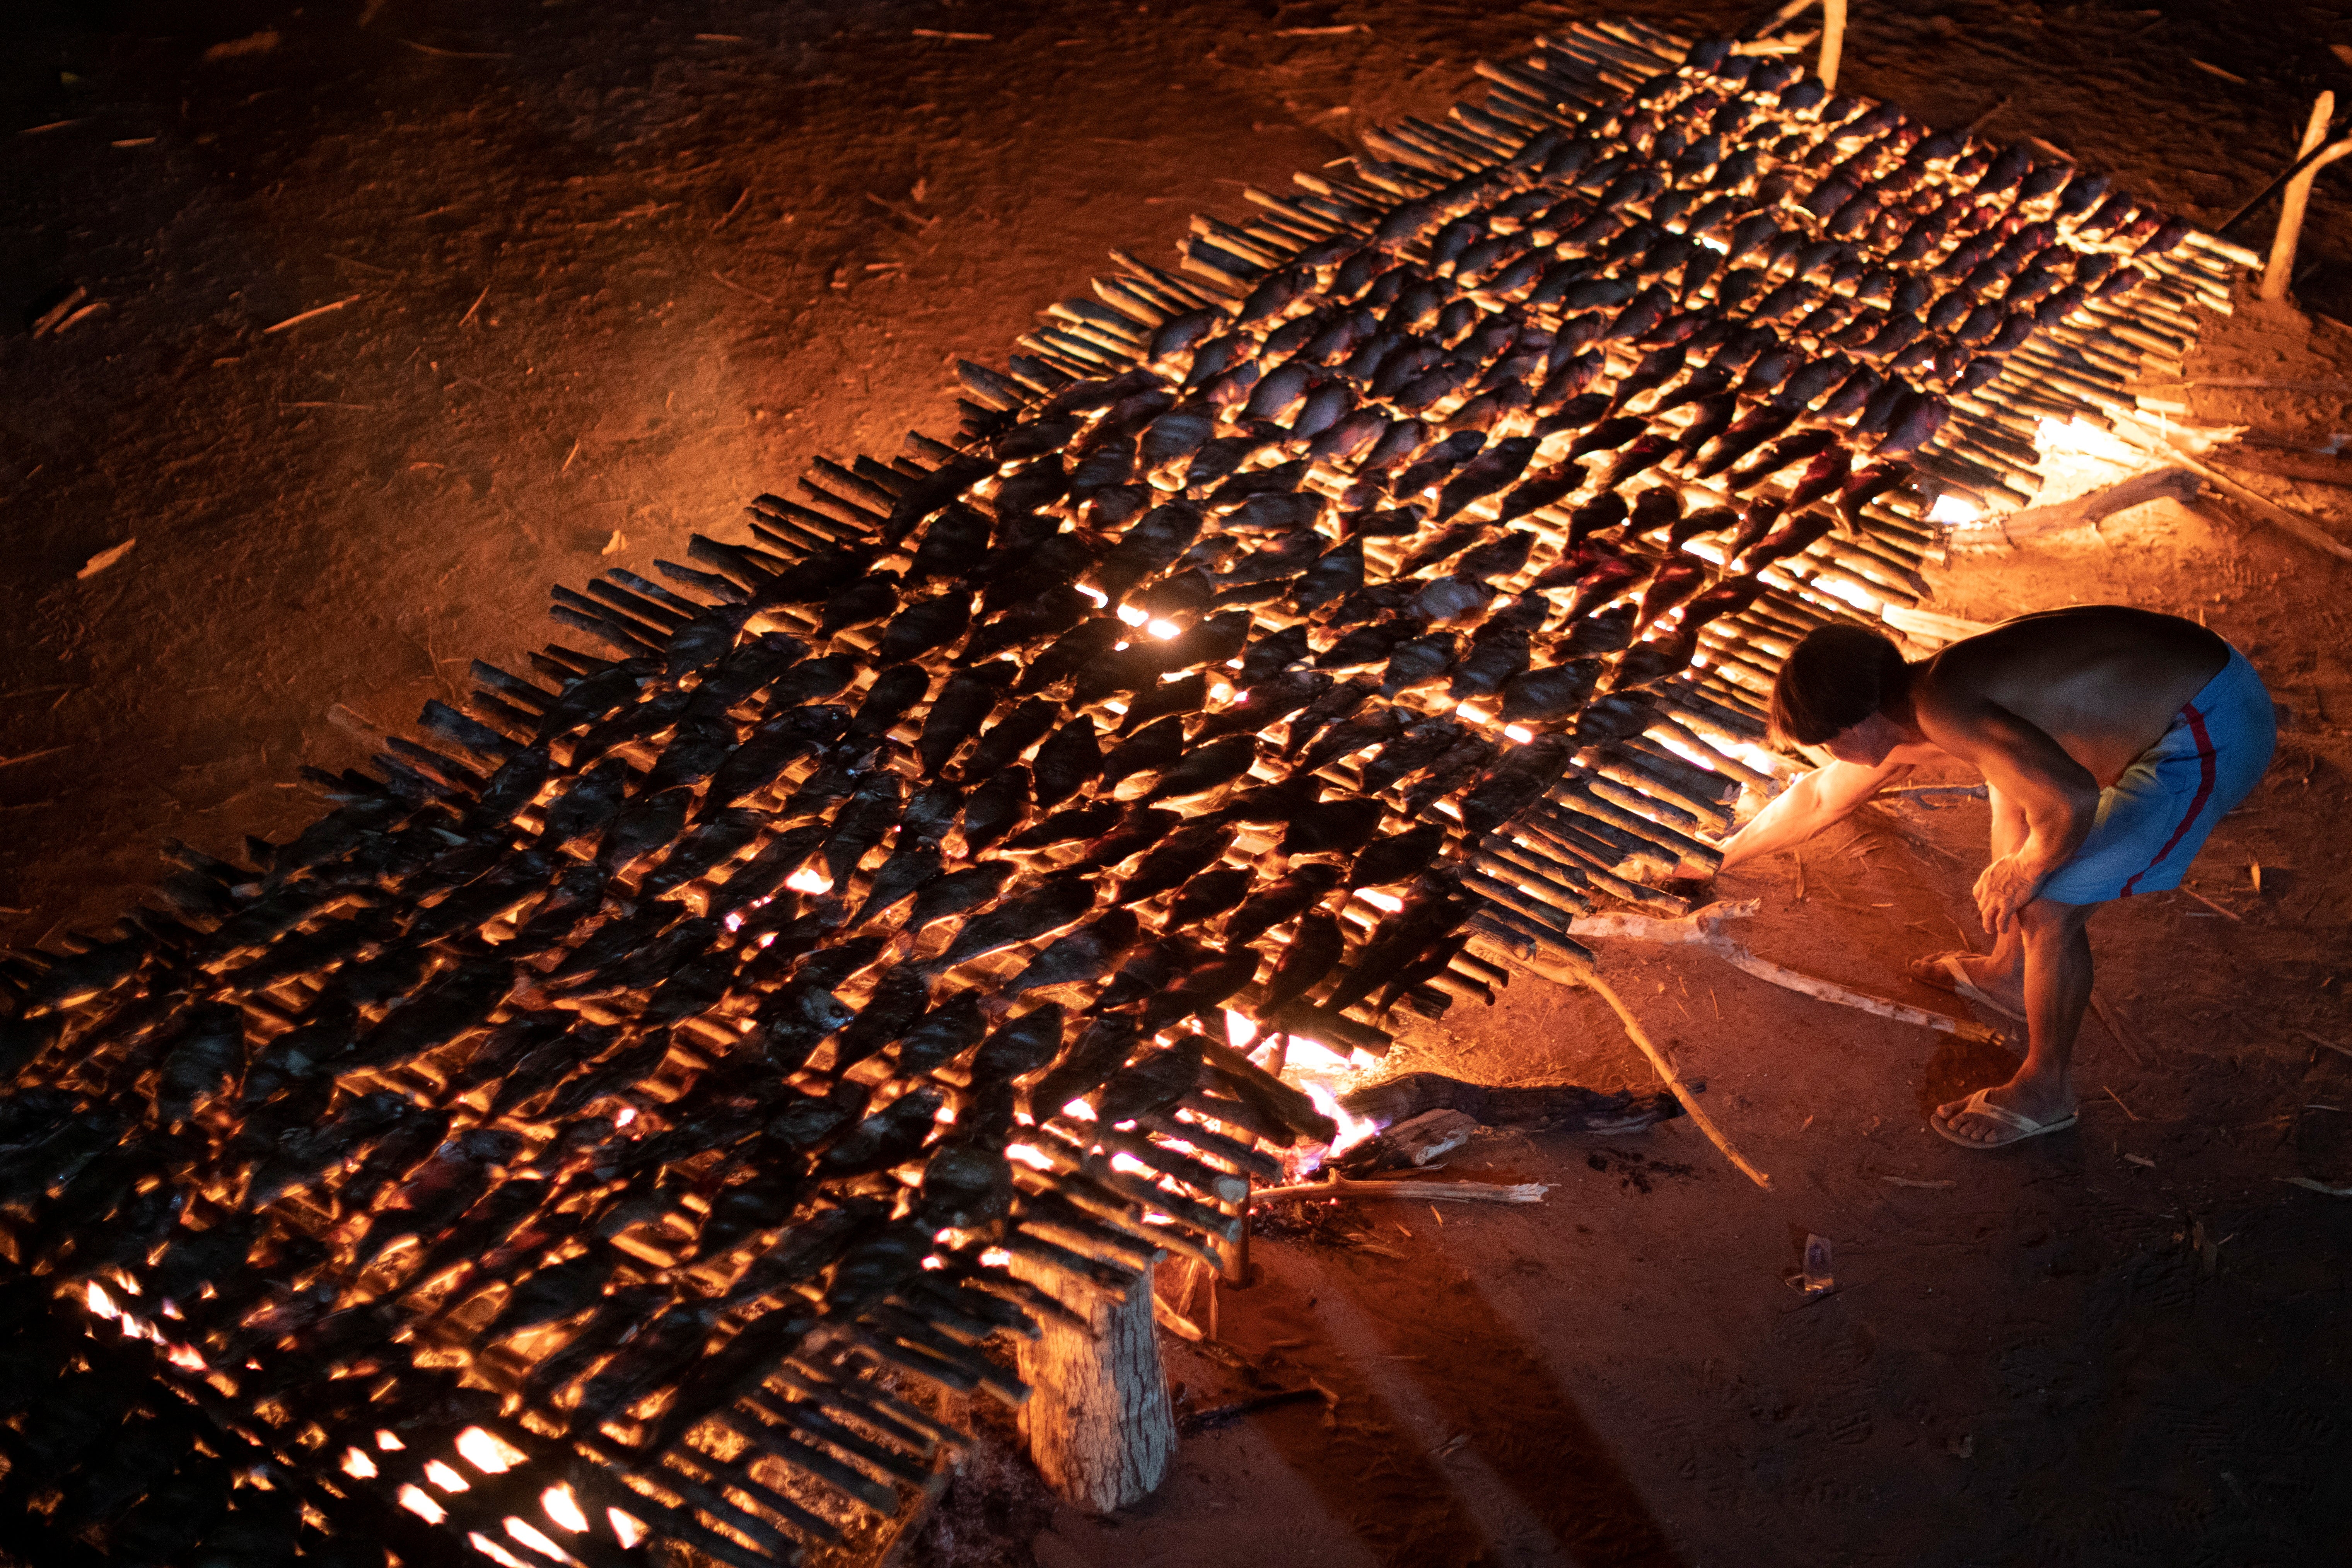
{"left": 1817, "top": 0, "right": 1847, "bottom": 93}
{"left": 1010, "top": 1259, "right": 1176, "bottom": 1512}
{"left": 2264, "top": 93, "right": 2349, "bottom": 303}
{"left": 1754, "top": 0, "right": 1845, "bottom": 92}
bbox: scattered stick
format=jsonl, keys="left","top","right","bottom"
{"left": 2281, "top": 1176, "right": 2352, "bottom": 1196}
{"left": 262, "top": 295, "right": 362, "bottom": 334}
{"left": 31, "top": 287, "right": 88, "bottom": 338}
{"left": 712, "top": 186, "right": 752, "bottom": 232}
{"left": 2180, "top": 886, "right": 2243, "bottom": 921}
{"left": 75, "top": 540, "right": 135, "bottom": 580}
{"left": 2090, "top": 992, "right": 2146, "bottom": 1066}
{"left": 1883, "top": 1176, "right": 1954, "bottom": 1189}
{"left": 1251, "top": 1176, "right": 1552, "bottom": 1205}
{"left": 2102, "top": 1084, "right": 2142, "bottom": 1121}
{"left": 710, "top": 269, "right": 778, "bottom": 306}
{"left": 459, "top": 286, "right": 490, "bottom": 327}
{"left": 2304, "top": 1031, "right": 2352, "bottom": 1061}
{"left": 1587, "top": 972, "right": 1772, "bottom": 1189}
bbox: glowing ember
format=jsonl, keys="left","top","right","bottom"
{"left": 1075, "top": 583, "right": 1108, "bottom": 606}
{"left": 612, "top": 1106, "right": 637, "bottom": 1129}
{"left": 541, "top": 1484, "right": 589, "bottom": 1534}
{"left": 341, "top": 1448, "right": 380, "bottom": 1480}
{"left": 1355, "top": 889, "right": 1404, "bottom": 914}
{"left": 1115, "top": 604, "right": 1149, "bottom": 627}
{"left": 980, "top": 1247, "right": 1013, "bottom": 1267}
{"left": 1005, "top": 1143, "right": 1055, "bottom": 1172}
{"left": 756, "top": 931, "right": 778, "bottom": 948}
{"left": 785, "top": 867, "right": 833, "bottom": 894}
{"left": 86, "top": 1281, "right": 118, "bottom": 1318}
{"left": 1109, "top": 1151, "right": 1156, "bottom": 1179}
{"left": 609, "top": 1510, "right": 648, "bottom": 1549}
{"left": 506, "top": 1517, "right": 574, "bottom": 1563}
{"left": 426, "top": 1458, "right": 471, "bottom": 1492}
{"left": 164, "top": 1342, "right": 208, "bottom": 1372}
{"left": 398, "top": 1485, "right": 447, "bottom": 1524}
{"left": 467, "top": 1532, "right": 535, "bottom": 1568}
{"left": 1059, "top": 1098, "right": 1097, "bottom": 1121}
{"left": 1503, "top": 723, "right": 1535, "bottom": 742}
{"left": 1925, "top": 492, "right": 1982, "bottom": 525}
{"left": 721, "top": 911, "right": 744, "bottom": 932}
{"left": 1222, "top": 1008, "right": 1258, "bottom": 1049}
{"left": 376, "top": 1430, "right": 406, "bottom": 1451}
{"left": 1811, "top": 575, "right": 1881, "bottom": 613}
{"left": 456, "top": 1427, "right": 527, "bottom": 1475}
{"left": 1145, "top": 618, "right": 1181, "bottom": 640}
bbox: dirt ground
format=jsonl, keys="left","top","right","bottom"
{"left": 8, "top": 2, "right": 2352, "bottom": 1565}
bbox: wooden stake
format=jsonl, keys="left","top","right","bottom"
{"left": 2263, "top": 94, "right": 2352, "bottom": 303}
{"left": 1817, "top": 0, "right": 1847, "bottom": 92}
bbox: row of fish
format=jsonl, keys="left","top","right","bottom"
{"left": 0, "top": 20, "right": 2231, "bottom": 1562}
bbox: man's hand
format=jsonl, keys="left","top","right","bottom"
{"left": 1972, "top": 854, "right": 2044, "bottom": 935}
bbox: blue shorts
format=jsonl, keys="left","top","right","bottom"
{"left": 2038, "top": 647, "right": 2275, "bottom": 905}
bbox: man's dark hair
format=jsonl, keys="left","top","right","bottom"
{"left": 1769, "top": 625, "right": 1911, "bottom": 746}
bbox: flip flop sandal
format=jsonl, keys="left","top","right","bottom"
{"left": 1907, "top": 952, "right": 2028, "bottom": 1025}
{"left": 1932, "top": 1087, "right": 2079, "bottom": 1150}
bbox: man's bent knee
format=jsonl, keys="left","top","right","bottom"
{"left": 2018, "top": 898, "right": 2097, "bottom": 940}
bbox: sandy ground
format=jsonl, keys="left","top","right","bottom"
{"left": 9, "top": 2, "right": 2352, "bottom": 1565}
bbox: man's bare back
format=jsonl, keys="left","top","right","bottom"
{"left": 1716, "top": 605, "right": 2271, "bottom": 1151}
{"left": 1910, "top": 607, "right": 2229, "bottom": 788}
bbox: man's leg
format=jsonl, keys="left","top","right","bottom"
{"left": 1938, "top": 783, "right": 2029, "bottom": 1009}
{"left": 1936, "top": 897, "right": 2096, "bottom": 1142}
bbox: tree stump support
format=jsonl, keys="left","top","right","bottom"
{"left": 1010, "top": 1257, "right": 1177, "bottom": 1512}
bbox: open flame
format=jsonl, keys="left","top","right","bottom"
{"left": 608, "top": 1510, "right": 648, "bottom": 1549}
{"left": 784, "top": 867, "right": 833, "bottom": 894}
{"left": 1300, "top": 1082, "right": 1380, "bottom": 1171}
{"left": 1222, "top": 1008, "right": 1258, "bottom": 1049}
{"left": 341, "top": 1447, "right": 379, "bottom": 1480}
{"left": 1925, "top": 492, "right": 1982, "bottom": 525}
{"left": 1145, "top": 618, "right": 1181, "bottom": 640}
{"left": 398, "top": 1484, "right": 448, "bottom": 1524}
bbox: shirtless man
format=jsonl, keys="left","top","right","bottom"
{"left": 1714, "top": 606, "right": 2273, "bottom": 1148}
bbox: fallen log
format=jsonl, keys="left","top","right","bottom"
{"left": 1336, "top": 1071, "right": 1682, "bottom": 1131}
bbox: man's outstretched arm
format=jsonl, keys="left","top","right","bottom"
{"left": 1717, "top": 744, "right": 1938, "bottom": 871}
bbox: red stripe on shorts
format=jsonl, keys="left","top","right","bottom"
{"left": 2119, "top": 702, "right": 2217, "bottom": 898}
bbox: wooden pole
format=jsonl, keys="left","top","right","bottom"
{"left": 2263, "top": 94, "right": 2349, "bottom": 303}
{"left": 1817, "top": 0, "right": 1847, "bottom": 93}
{"left": 1011, "top": 1254, "right": 1178, "bottom": 1512}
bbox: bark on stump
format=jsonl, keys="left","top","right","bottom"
{"left": 1010, "top": 1257, "right": 1176, "bottom": 1511}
